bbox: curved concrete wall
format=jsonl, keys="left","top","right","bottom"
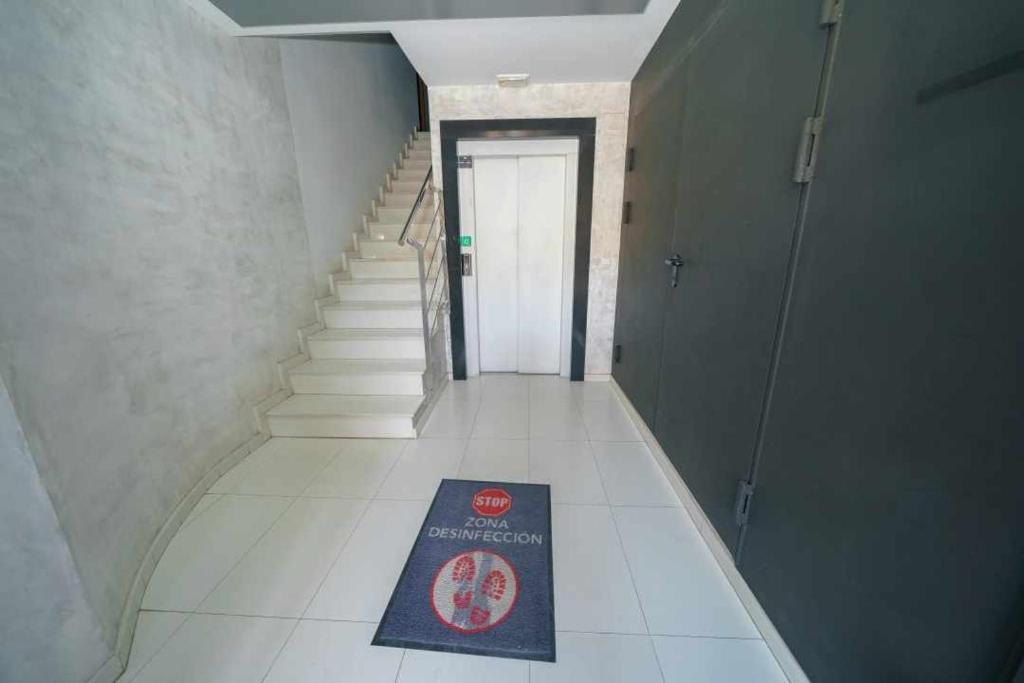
{"left": 0, "top": 1, "right": 312, "bottom": 679}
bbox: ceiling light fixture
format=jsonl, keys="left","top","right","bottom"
{"left": 496, "top": 73, "right": 529, "bottom": 88}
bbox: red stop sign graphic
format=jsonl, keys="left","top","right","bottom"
{"left": 472, "top": 488, "right": 512, "bottom": 517}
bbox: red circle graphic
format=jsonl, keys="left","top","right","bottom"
{"left": 429, "top": 549, "right": 519, "bottom": 634}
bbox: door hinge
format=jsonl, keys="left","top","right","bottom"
{"left": 622, "top": 200, "right": 633, "bottom": 225}
{"left": 626, "top": 147, "right": 636, "bottom": 172}
{"left": 734, "top": 480, "right": 755, "bottom": 528}
{"left": 457, "top": 155, "right": 473, "bottom": 168}
{"left": 613, "top": 344, "right": 623, "bottom": 363}
{"left": 792, "top": 116, "right": 824, "bottom": 184}
{"left": 819, "top": 0, "right": 842, "bottom": 26}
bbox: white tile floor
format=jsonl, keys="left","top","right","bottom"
{"left": 123, "top": 375, "right": 788, "bottom": 682}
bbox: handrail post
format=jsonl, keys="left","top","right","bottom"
{"left": 396, "top": 165, "right": 447, "bottom": 397}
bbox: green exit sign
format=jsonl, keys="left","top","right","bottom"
{"left": 459, "top": 235, "right": 472, "bottom": 247}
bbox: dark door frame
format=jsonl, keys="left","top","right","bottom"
{"left": 440, "top": 118, "right": 596, "bottom": 381}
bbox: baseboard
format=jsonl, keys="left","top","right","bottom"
{"left": 86, "top": 652, "right": 124, "bottom": 683}
{"left": 583, "top": 373, "right": 610, "bottom": 382}
{"left": 413, "top": 375, "right": 450, "bottom": 435}
{"left": 610, "top": 378, "right": 809, "bottom": 683}
{"left": 251, "top": 388, "right": 292, "bottom": 437}
{"left": 108, "top": 429, "right": 269, "bottom": 682}
{"left": 276, "top": 352, "right": 308, "bottom": 395}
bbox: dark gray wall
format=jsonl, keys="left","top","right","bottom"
{"left": 613, "top": 0, "right": 1024, "bottom": 679}
{"left": 739, "top": 2, "right": 1024, "bottom": 680}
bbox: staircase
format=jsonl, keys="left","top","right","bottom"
{"left": 265, "top": 131, "right": 447, "bottom": 439}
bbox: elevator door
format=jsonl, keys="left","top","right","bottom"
{"left": 473, "top": 155, "right": 567, "bottom": 374}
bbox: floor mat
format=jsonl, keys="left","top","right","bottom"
{"left": 373, "top": 479, "right": 555, "bottom": 662}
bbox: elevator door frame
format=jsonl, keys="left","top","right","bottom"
{"left": 456, "top": 138, "right": 579, "bottom": 377}
{"left": 440, "top": 118, "right": 597, "bottom": 381}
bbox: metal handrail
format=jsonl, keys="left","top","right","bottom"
{"left": 396, "top": 163, "right": 449, "bottom": 397}
{"left": 397, "top": 167, "right": 433, "bottom": 247}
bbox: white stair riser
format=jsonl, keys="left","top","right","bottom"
{"left": 349, "top": 259, "right": 418, "bottom": 279}
{"left": 384, "top": 195, "right": 419, "bottom": 210}
{"left": 335, "top": 282, "right": 420, "bottom": 302}
{"left": 390, "top": 181, "right": 423, "bottom": 194}
{"left": 358, "top": 239, "right": 415, "bottom": 259}
{"left": 395, "top": 170, "right": 429, "bottom": 182}
{"left": 377, "top": 207, "right": 413, "bottom": 223}
{"left": 365, "top": 225, "right": 404, "bottom": 241}
{"left": 322, "top": 307, "right": 421, "bottom": 329}
{"left": 290, "top": 372, "right": 424, "bottom": 396}
{"left": 308, "top": 337, "right": 425, "bottom": 360}
{"left": 268, "top": 415, "right": 416, "bottom": 439}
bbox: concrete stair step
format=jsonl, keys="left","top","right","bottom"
{"left": 267, "top": 394, "right": 422, "bottom": 438}
{"left": 363, "top": 223, "right": 406, "bottom": 241}
{"left": 395, "top": 167, "right": 430, "bottom": 182}
{"left": 376, "top": 206, "right": 414, "bottom": 224}
{"left": 334, "top": 277, "right": 420, "bottom": 302}
{"left": 348, "top": 257, "right": 419, "bottom": 279}
{"left": 390, "top": 180, "right": 425, "bottom": 194}
{"left": 357, "top": 235, "right": 416, "bottom": 259}
{"left": 307, "top": 328, "right": 424, "bottom": 360}
{"left": 321, "top": 300, "right": 422, "bottom": 329}
{"left": 288, "top": 359, "right": 426, "bottom": 396}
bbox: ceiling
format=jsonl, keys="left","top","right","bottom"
{"left": 210, "top": 0, "right": 650, "bottom": 27}
{"left": 194, "top": 0, "right": 681, "bottom": 86}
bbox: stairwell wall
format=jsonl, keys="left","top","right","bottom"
{"left": 428, "top": 82, "right": 631, "bottom": 375}
{"left": 280, "top": 37, "right": 420, "bottom": 297}
{"left": 0, "top": 1, "right": 314, "bottom": 679}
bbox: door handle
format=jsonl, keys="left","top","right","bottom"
{"left": 664, "top": 254, "right": 685, "bottom": 288}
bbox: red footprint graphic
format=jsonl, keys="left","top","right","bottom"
{"left": 470, "top": 606, "right": 491, "bottom": 626}
{"left": 452, "top": 554, "right": 476, "bottom": 609}
{"left": 452, "top": 554, "right": 476, "bottom": 583}
{"left": 480, "top": 569, "right": 507, "bottom": 600}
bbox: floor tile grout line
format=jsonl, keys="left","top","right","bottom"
{"left": 192, "top": 495, "right": 302, "bottom": 615}
{"left": 136, "top": 608, "right": 765, "bottom": 641}
{"left": 183, "top": 490, "right": 680, "bottom": 509}
{"left": 176, "top": 493, "right": 225, "bottom": 534}
{"left": 297, "top": 498, "right": 375, "bottom": 621}
{"left": 598, "top": 385, "right": 766, "bottom": 675}
{"left": 294, "top": 439, "right": 384, "bottom": 499}
{"left": 605, "top": 476, "right": 669, "bottom": 683}
{"left": 119, "top": 611, "right": 193, "bottom": 683}
{"left": 393, "top": 649, "right": 407, "bottom": 683}
{"left": 257, "top": 617, "right": 302, "bottom": 683}
{"left": 372, "top": 438, "right": 415, "bottom": 500}
{"left": 296, "top": 438, "right": 408, "bottom": 622}
{"left": 580, "top": 390, "right": 668, "bottom": 682}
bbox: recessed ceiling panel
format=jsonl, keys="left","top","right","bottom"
{"left": 211, "top": 0, "right": 649, "bottom": 28}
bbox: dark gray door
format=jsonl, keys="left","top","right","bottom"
{"left": 610, "top": 68, "right": 687, "bottom": 424}
{"left": 740, "top": 1, "right": 1024, "bottom": 680}
{"left": 651, "top": 0, "right": 830, "bottom": 549}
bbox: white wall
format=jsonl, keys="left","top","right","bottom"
{"left": 0, "top": 1, "right": 314, "bottom": 679}
{"left": 429, "top": 83, "right": 630, "bottom": 375}
{"left": 281, "top": 37, "right": 420, "bottom": 296}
